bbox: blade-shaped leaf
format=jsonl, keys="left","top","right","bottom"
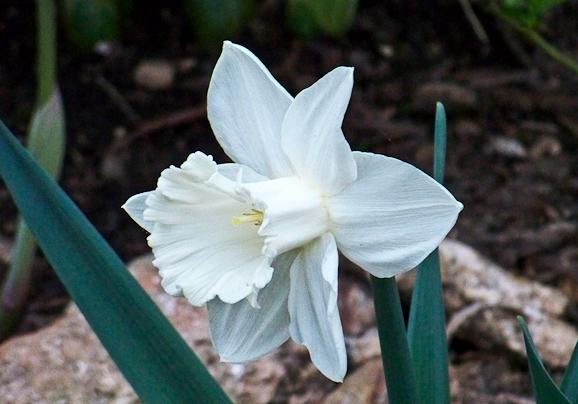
{"left": 406, "top": 102, "right": 450, "bottom": 404}
{"left": 518, "top": 316, "right": 571, "bottom": 404}
{"left": 371, "top": 276, "right": 418, "bottom": 404}
{"left": 0, "top": 91, "right": 66, "bottom": 338}
{"left": 561, "top": 340, "right": 578, "bottom": 402}
{"left": 0, "top": 0, "right": 66, "bottom": 338}
{"left": 0, "top": 120, "right": 231, "bottom": 402}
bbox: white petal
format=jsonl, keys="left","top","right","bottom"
{"left": 281, "top": 66, "right": 357, "bottom": 195}
{"left": 207, "top": 41, "right": 294, "bottom": 178}
{"left": 143, "top": 152, "right": 273, "bottom": 305}
{"left": 217, "top": 162, "right": 268, "bottom": 183}
{"left": 239, "top": 177, "right": 328, "bottom": 258}
{"left": 207, "top": 250, "right": 298, "bottom": 362}
{"left": 328, "top": 151, "right": 463, "bottom": 278}
{"left": 288, "top": 233, "right": 346, "bottom": 382}
{"left": 122, "top": 192, "right": 154, "bottom": 232}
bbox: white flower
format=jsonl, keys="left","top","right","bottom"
{"left": 123, "top": 41, "right": 463, "bottom": 382}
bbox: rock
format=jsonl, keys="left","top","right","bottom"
{"left": 454, "top": 119, "right": 482, "bottom": 138}
{"left": 438, "top": 240, "right": 569, "bottom": 317}
{"left": 323, "top": 359, "right": 386, "bottom": 404}
{"left": 529, "top": 135, "right": 562, "bottom": 159}
{"left": 399, "top": 240, "right": 577, "bottom": 368}
{"left": 487, "top": 136, "right": 528, "bottom": 159}
{"left": 0, "top": 304, "right": 137, "bottom": 404}
{"left": 338, "top": 276, "right": 374, "bottom": 336}
{"left": 1, "top": 242, "right": 576, "bottom": 401}
{"left": 346, "top": 328, "right": 380, "bottom": 367}
{"left": 451, "top": 355, "right": 533, "bottom": 403}
{"left": 412, "top": 82, "right": 478, "bottom": 113}
{"left": 0, "top": 256, "right": 333, "bottom": 403}
{"left": 133, "top": 61, "right": 175, "bottom": 90}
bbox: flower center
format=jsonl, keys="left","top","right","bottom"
{"left": 232, "top": 209, "right": 264, "bottom": 226}
{"left": 238, "top": 177, "right": 330, "bottom": 258}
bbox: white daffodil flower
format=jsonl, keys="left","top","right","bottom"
{"left": 123, "top": 41, "right": 463, "bottom": 382}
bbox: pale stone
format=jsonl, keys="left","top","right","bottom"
{"left": 399, "top": 240, "right": 576, "bottom": 369}
{"left": 0, "top": 256, "right": 291, "bottom": 403}
{"left": 133, "top": 61, "right": 175, "bottom": 90}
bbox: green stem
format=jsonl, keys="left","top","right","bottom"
{"left": 522, "top": 28, "right": 578, "bottom": 76}
{"left": 0, "top": 0, "right": 58, "bottom": 339}
{"left": 0, "top": 223, "right": 36, "bottom": 337}
{"left": 371, "top": 276, "right": 418, "bottom": 404}
{"left": 492, "top": 3, "right": 578, "bottom": 76}
{"left": 37, "top": 0, "right": 57, "bottom": 106}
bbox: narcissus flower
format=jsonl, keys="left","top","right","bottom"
{"left": 123, "top": 41, "right": 462, "bottom": 382}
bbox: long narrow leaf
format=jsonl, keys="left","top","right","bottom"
{"left": 0, "top": 0, "right": 66, "bottom": 338}
{"left": 560, "top": 340, "right": 578, "bottom": 402}
{"left": 518, "top": 316, "right": 571, "bottom": 404}
{"left": 371, "top": 276, "right": 418, "bottom": 404}
{"left": 0, "top": 121, "right": 231, "bottom": 403}
{"left": 0, "top": 92, "right": 65, "bottom": 337}
{"left": 406, "top": 102, "right": 450, "bottom": 403}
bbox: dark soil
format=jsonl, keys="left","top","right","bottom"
{"left": 0, "top": 0, "right": 577, "bottom": 400}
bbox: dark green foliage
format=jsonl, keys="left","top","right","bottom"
{"left": 561, "top": 341, "right": 578, "bottom": 403}
{"left": 406, "top": 103, "right": 450, "bottom": 404}
{"left": 0, "top": 121, "right": 231, "bottom": 403}
{"left": 183, "top": 0, "right": 255, "bottom": 49}
{"left": 62, "top": 0, "right": 130, "bottom": 51}
{"left": 501, "top": 0, "right": 569, "bottom": 28}
{"left": 371, "top": 276, "right": 418, "bottom": 404}
{"left": 287, "top": 0, "right": 358, "bottom": 38}
{"left": 518, "top": 316, "right": 572, "bottom": 404}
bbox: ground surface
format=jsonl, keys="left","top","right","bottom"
{"left": 0, "top": 0, "right": 577, "bottom": 401}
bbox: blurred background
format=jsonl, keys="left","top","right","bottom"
{"left": 0, "top": 0, "right": 577, "bottom": 402}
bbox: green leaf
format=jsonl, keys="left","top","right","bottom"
{"left": 0, "top": 120, "right": 231, "bottom": 403}
{"left": 62, "top": 0, "right": 123, "bottom": 52}
{"left": 310, "top": 0, "right": 358, "bottom": 37}
{"left": 561, "top": 341, "right": 578, "bottom": 402}
{"left": 501, "top": 0, "right": 568, "bottom": 29}
{"left": 286, "top": 0, "right": 358, "bottom": 38}
{"left": 0, "top": 91, "right": 66, "bottom": 338}
{"left": 183, "top": 0, "right": 255, "bottom": 49}
{"left": 406, "top": 102, "right": 450, "bottom": 404}
{"left": 518, "top": 316, "right": 571, "bottom": 404}
{"left": 286, "top": 0, "right": 322, "bottom": 39}
{"left": 371, "top": 276, "right": 418, "bottom": 404}
{"left": 432, "top": 102, "right": 447, "bottom": 185}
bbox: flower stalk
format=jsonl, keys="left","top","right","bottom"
{"left": 371, "top": 276, "right": 418, "bottom": 404}
{"left": 0, "top": 0, "right": 65, "bottom": 338}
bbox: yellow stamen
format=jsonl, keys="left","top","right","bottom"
{"left": 232, "top": 209, "right": 264, "bottom": 226}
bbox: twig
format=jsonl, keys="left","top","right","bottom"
{"left": 131, "top": 105, "right": 206, "bottom": 140}
{"left": 94, "top": 75, "right": 142, "bottom": 124}
{"left": 491, "top": 2, "right": 578, "bottom": 76}
{"left": 457, "top": 0, "right": 490, "bottom": 46}
{"left": 446, "top": 303, "right": 489, "bottom": 340}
